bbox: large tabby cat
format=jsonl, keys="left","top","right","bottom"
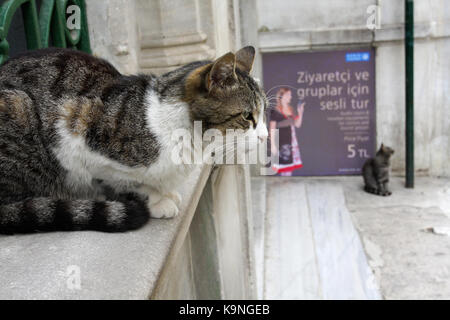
{"left": 0, "top": 46, "right": 268, "bottom": 234}
{"left": 362, "top": 144, "right": 395, "bottom": 196}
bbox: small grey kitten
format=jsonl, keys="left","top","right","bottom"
{"left": 362, "top": 144, "right": 395, "bottom": 196}
{"left": 0, "top": 46, "right": 268, "bottom": 234}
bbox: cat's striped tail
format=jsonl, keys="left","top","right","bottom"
{"left": 0, "top": 196, "right": 149, "bottom": 234}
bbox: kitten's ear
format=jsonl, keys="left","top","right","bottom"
{"left": 207, "top": 52, "right": 237, "bottom": 91}
{"left": 380, "top": 143, "right": 385, "bottom": 149}
{"left": 235, "top": 46, "right": 255, "bottom": 73}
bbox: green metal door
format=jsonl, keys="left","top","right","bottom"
{"left": 0, "top": 0, "right": 91, "bottom": 65}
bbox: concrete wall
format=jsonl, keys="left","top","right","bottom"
{"left": 86, "top": 0, "right": 240, "bottom": 74}
{"left": 250, "top": 0, "right": 450, "bottom": 177}
{"left": 152, "top": 166, "right": 256, "bottom": 299}
{"left": 258, "top": 0, "right": 373, "bottom": 31}
{"left": 85, "top": 0, "right": 140, "bottom": 74}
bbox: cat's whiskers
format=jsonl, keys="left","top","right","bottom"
{"left": 265, "top": 84, "right": 298, "bottom": 95}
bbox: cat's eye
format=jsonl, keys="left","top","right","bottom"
{"left": 242, "top": 111, "right": 253, "bottom": 122}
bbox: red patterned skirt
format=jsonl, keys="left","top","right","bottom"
{"left": 272, "top": 125, "right": 303, "bottom": 174}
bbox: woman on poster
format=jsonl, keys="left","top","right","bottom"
{"left": 269, "top": 88, "right": 305, "bottom": 176}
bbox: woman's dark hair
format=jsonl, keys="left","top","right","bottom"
{"left": 276, "top": 87, "right": 293, "bottom": 114}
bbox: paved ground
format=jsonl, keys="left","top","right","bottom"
{"left": 252, "top": 177, "right": 380, "bottom": 300}
{"left": 252, "top": 176, "right": 450, "bottom": 300}
{"left": 343, "top": 176, "right": 450, "bottom": 300}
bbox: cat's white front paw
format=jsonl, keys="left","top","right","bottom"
{"left": 167, "top": 191, "right": 182, "bottom": 206}
{"left": 148, "top": 197, "right": 179, "bottom": 219}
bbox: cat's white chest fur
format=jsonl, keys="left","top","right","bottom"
{"left": 53, "top": 89, "right": 193, "bottom": 196}
{"left": 143, "top": 90, "right": 194, "bottom": 191}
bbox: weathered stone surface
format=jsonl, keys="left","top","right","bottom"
{"left": 257, "top": 176, "right": 450, "bottom": 300}
{"left": 345, "top": 176, "right": 450, "bottom": 300}
{"left": 0, "top": 167, "right": 207, "bottom": 300}
{"left": 260, "top": 177, "right": 381, "bottom": 300}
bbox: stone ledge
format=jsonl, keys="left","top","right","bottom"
{"left": 0, "top": 165, "right": 212, "bottom": 300}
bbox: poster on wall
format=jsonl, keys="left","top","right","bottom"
{"left": 263, "top": 48, "right": 376, "bottom": 176}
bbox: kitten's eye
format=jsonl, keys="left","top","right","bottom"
{"left": 242, "top": 111, "right": 253, "bottom": 122}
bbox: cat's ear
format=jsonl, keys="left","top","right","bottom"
{"left": 380, "top": 143, "right": 385, "bottom": 150}
{"left": 235, "top": 46, "right": 255, "bottom": 73}
{"left": 207, "top": 52, "right": 237, "bottom": 92}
